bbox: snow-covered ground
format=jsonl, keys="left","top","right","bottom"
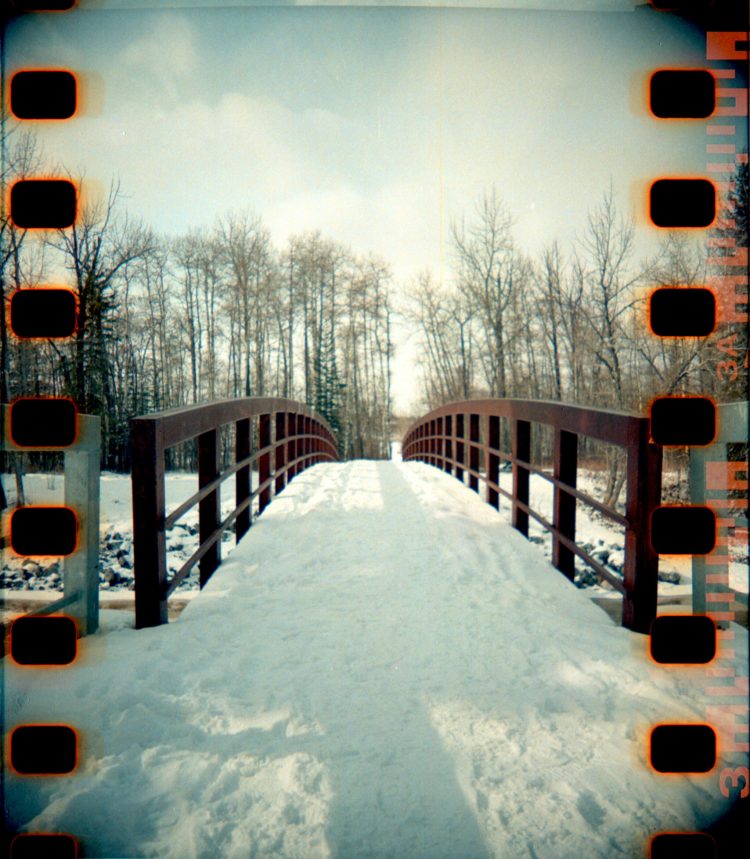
{"left": 4, "top": 461, "right": 748, "bottom": 859}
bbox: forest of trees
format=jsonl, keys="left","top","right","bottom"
{"left": 407, "top": 177, "right": 747, "bottom": 411}
{"left": 1, "top": 116, "right": 747, "bottom": 508}
{"left": 0, "top": 129, "right": 395, "bottom": 479}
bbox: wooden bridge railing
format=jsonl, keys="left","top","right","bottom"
{"left": 402, "top": 399, "right": 662, "bottom": 633}
{"left": 131, "top": 398, "right": 338, "bottom": 628}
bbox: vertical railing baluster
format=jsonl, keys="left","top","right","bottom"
{"left": 455, "top": 414, "right": 465, "bottom": 482}
{"left": 133, "top": 419, "right": 168, "bottom": 628}
{"left": 236, "top": 417, "right": 251, "bottom": 542}
{"left": 275, "top": 412, "right": 287, "bottom": 493}
{"left": 553, "top": 428, "right": 578, "bottom": 581}
{"left": 487, "top": 415, "right": 499, "bottom": 510}
{"left": 444, "top": 415, "right": 453, "bottom": 474}
{"left": 198, "top": 428, "right": 220, "bottom": 587}
{"left": 469, "top": 413, "right": 480, "bottom": 492}
{"left": 287, "top": 413, "right": 296, "bottom": 480}
{"left": 512, "top": 418, "right": 531, "bottom": 536}
{"left": 623, "top": 420, "right": 662, "bottom": 633}
{"left": 258, "top": 413, "right": 272, "bottom": 514}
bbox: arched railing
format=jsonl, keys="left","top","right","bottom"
{"left": 402, "top": 399, "right": 662, "bottom": 633}
{"left": 131, "top": 398, "right": 338, "bottom": 628}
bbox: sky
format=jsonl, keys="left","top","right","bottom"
{"left": 5, "top": 2, "right": 717, "bottom": 412}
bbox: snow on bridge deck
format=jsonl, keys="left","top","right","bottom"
{"left": 5, "top": 461, "right": 744, "bottom": 858}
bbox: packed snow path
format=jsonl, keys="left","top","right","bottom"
{"left": 5, "top": 461, "right": 743, "bottom": 859}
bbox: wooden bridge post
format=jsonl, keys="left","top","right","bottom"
{"left": 275, "top": 412, "right": 287, "bottom": 493}
{"left": 259, "top": 412, "right": 272, "bottom": 514}
{"left": 235, "top": 417, "right": 251, "bottom": 543}
{"left": 512, "top": 419, "right": 531, "bottom": 536}
{"left": 469, "top": 413, "right": 480, "bottom": 492}
{"left": 198, "top": 428, "right": 221, "bottom": 587}
{"left": 455, "top": 414, "right": 465, "bottom": 482}
{"left": 622, "top": 421, "right": 662, "bottom": 633}
{"left": 132, "top": 419, "right": 168, "bottom": 628}
{"left": 487, "top": 415, "right": 500, "bottom": 510}
{"left": 437, "top": 417, "right": 443, "bottom": 468}
{"left": 552, "top": 428, "right": 578, "bottom": 581}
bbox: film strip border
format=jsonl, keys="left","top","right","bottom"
{"left": 647, "top": 3, "right": 749, "bottom": 857}
{"left": 2, "top": 2, "right": 747, "bottom": 857}
{"left": 4, "top": 2, "right": 81, "bottom": 858}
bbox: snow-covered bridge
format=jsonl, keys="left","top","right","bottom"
{"left": 5, "top": 458, "right": 745, "bottom": 858}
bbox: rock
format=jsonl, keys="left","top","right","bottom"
{"left": 575, "top": 569, "right": 599, "bottom": 588}
{"left": 658, "top": 571, "right": 681, "bottom": 584}
{"left": 103, "top": 567, "right": 121, "bottom": 586}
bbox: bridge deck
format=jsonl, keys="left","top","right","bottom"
{"left": 5, "top": 461, "right": 740, "bottom": 858}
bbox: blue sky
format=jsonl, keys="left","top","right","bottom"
{"left": 6, "top": 2, "right": 717, "bottom": 410}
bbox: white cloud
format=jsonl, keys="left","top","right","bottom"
{"left": 118, "top": 14, "right": 197, "bottom": 102}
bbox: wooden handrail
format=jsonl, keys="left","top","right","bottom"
{"left": 131, "top": 397, "right": 338, "bottom": 628}
{"left": 402, "top": 398, "right": 662, "bottom": 633}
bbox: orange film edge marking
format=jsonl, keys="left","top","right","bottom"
{"left": 7, "top": 68, "right": 79, "bottom": 123}
{"left": 7, "top": 724, "right": 80, "bottom": 777}
{"left": 9, "top": 396, "right": 80, "bottom": 448}
{"left": 647, "top": 176, "right": 718, "bottom": 231}
{"left": 6, "top": 505, "right": 80, "bottom": 559}
{"left": 706, "top": 32, "right": 749, "bottom": 62}
{"left": 648, "top": 722, "right": 719, "bottom": 776}
{"left": 646, "top": 68, "right": 717, "bottom": 122}
{"left": 7, "top": 286, "right": 78, "bottom": 339}
{"left": 7, "top": 176, "right": 79, "bottom": 231}
{"left": 7, "top": 615, "right": 80, "bottom": 669}
{"left": 706, "top": 459, "right": 748, "bottom": 490}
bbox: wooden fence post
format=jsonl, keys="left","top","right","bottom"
{"left": 622, "top": 420, "right": 662, "bottom": 633}
{"left": 553, "top": 428, "right": 578, "bottom": 581}
{"left": 512, "top": 418, "right": 531, "bottom": 536}
{"left": 132, "top": 419, "right": 168, "bottom": 628}
{"left": 198, "top": 428, "right": 220, "bottom": 587}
